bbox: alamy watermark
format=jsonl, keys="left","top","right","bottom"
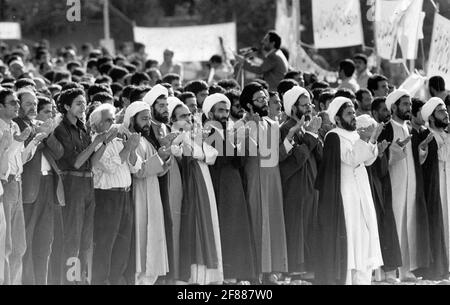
{"left": 66, "top": 0, "right": 81, "bottom": 22}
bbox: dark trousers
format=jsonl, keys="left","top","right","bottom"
{"left": 22, "top": 176, "right": 55, "bottom": 285}
{"left": 91, "top": 189, "right": 133, "bottom": 285}
{"left": 47, "top": 205, "right": 64, "bottom": 285}
{"left": 61, "top": 175, "right": 95, "bottom": 285}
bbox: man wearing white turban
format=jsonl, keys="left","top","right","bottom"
{"left": 279, "top": 86, "right": 323, "bottom": 279}
{"left": 419, "top": 97, "right": 450, "bottom": 279}
{"left": 377, "top": 90, "right": 432, "bottom": 282}
{"left": 122, "top": 101, "right": 173, "bottom": 285}
{"left": 315, "top": 97, "right": 383, "bottom": 285}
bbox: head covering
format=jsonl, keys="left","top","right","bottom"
{"left": 421, "top": 97, "right": 446, "bottom": 124}
{"left": 202, "top": 93, "right": 231, "bottom": 115}
{"left": 167, "top": 96, "right": 187, "bottom": 119}
{"left": 356, "top": 114, "right": 377, "bottom": 129}
{"left": 283, "top": 86, "right": 310, "bottom": 117}
{"left": 386, "top": 89, "right": 410, "bottom": 112}
{"left": 143, "top": 84, "right": 168, "bottom": 107}
{"left": 122, "top": 101, "right": 150, "bottom": 130}
{"left": 8, "top": 60, "right": 23, "bottom": 68}
{"left": 327, "top": 97, "right": 352, "bottom": 125}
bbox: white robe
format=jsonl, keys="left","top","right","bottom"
{"left": 133, "top": 138, "right": 170, "bottom": 285}
{"left": 430, "top": 129, "right": 450, "bottom": 272}
{"left": 388, "top": 120, "right": 419, "bottom": 273}
{"left": 330, "top": 128, "right": 383, "bottom": 285}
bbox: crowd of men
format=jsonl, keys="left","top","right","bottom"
{"left": 0, "top": 30, "right": 449, "bottom": 285}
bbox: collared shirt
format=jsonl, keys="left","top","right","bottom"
{"left": 53, "top": 115, "right": 92, "bottom": 172}
{"left": 92, "top": 136, "right": 142, "bottom": 190}
{"left": 0, "top": 118, "right": 38, "bottom": 178}
{"left": 356, "top": 69, "right": 373, "bottom": 89}
{"left": 339, "top": 77, "right": 360, "bottom": 93}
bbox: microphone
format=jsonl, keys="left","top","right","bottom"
{"left": 238, "top": 47, "right": 259, "bottom": 57}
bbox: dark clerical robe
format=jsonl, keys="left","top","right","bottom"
{"left": 279, "top": 118, "right": 322, "bottom": 273}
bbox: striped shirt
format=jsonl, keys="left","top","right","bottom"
{"left": 92, "top": 135, "right": 142, "bottom": 190}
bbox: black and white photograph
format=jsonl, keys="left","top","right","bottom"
{"left": 0, "top": 0, "right": 450, "bottom": 291}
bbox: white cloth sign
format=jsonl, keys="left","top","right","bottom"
{"left": 375, "top": 0, "right": 424, "bottom": 60}
{"left": 133, "top": 22, "right": 237, "bottom": 63}
{"left": 312, "top": 0, "right": 364, "bottom": 49}
{"left": 275, "top": 0, "right": 301, "bottom": 68}
{"left": 428, "top": 14, "right": 450, "bottom": 90}
{"left": 0, "top": 22, "right": 21, "bottom": 40}
{"left": 297, "top": 47, "right": 338, "bottom": 83}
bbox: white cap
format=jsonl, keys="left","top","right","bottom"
{"left": 202, "top": 93, "right": 231, "bottom": 116}
{"left": 122, "top": 101, "right": 151, "bottom": 130}
{"left": 282, "top": 86, "right": 310, "bottom": 118}
{"left": 143, "top": 84, "right": 168, "bottom": 107}
{"left": 327, "top": 97, "right": 352, "bottom": 125}
{"left": 386, "top": 89, "right": 410, "bottom": 112}
{"left": 167, "top": 96, "right": 187, "bottom": 120}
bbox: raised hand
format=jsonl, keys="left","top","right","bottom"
{"left": 158, "top": 145, "right": 172, "bottom": 161}
{"left": 378, "top": 140, "right": 391, "bottom": 156}
{"left": 358, "top": 125, "right": 376, "bottom": 142}
{"left": 396, "top": 135, "right": 412, "bottom": 148}
{"left": 105, "top": 126, "right": 119, "bottom": 144}
{"left": 419, "top": 133, "right": 435, "bottom": 151}
{"left": 14, "top": 127, "right": 32, "bottom": 143}
{"left": 305, "top": 116, "right": 322, "bottom": 135}
{"left": 160, "top": 132, "right": 180, "bottom": 148}
{"left": 36, "top": 119, "right": 53, "bottom": 135}
{"left": 33, "top": 132, "right": 48, "bottom": 143}
{"left": 126, "top": 132, "right": 141, "bottom": 150}
{"left": 288, "top": 116, "right": 306, "bottom": 139}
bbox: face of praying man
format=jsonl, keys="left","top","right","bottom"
{"left": 66, "top": 95, "right": 87, "bottom": 120}
{"left": 196, "top": 90, "right": 209, "bottom": 108}
{"left": 293, "top": 95, "right": 313, "bottom": 121}
{"left": 336, "top": 103, "right": 357, "bottom": 131}
{"left": 210, "top": 101, "right": 230, "bottom": 126}
{"left": 251, "top": 90, "right": 269, "bottom": 117}
{"left": 20, "top": 92, "right": 38, "bottom": 119}
{"left": 431, "top": 105, "right": 449, "bottom": 129}
{"left": 373, "top": 102, "right": 391, "bottom": 124}
{"left": 152, "top": 96, "right": 169, "bottom": 124}
{"left": 359, "top": 92, "right": 373, "bottom": 112}
{"left": 230, "top": 99, "right": 244, "bottom": 120}
{"left": 374, "top": 80, "right": 390, "bottom": 98}
{"left": 37, "top": 103, "right": 53, "bottom": 122}
{"left": 269, "top": 94, "right": 282, "bottom": 118}
{"left": 172, "top": 105, "right": 193, "bottom": 131}
{"left": 184, "top": 97, "right": 198, "bottom": 115}
{"left": 393, "top": 96, "right": 412, "bottom": 121}
{"left": 95, "top": 110, "right": 114, "bottom": 134}
{"left": 132, "top": 109, "right": 151, "bottom": 136}
{"left": 0, "top": 93, "right": 20, "bottom": 120}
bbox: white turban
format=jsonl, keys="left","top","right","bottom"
{"left": 122, "top": 101, "right": 150, "bottom": 130}
{"left": 143, "top": 84, "right": 168, "bottom": 107}
{"left": 421, "top": 97, "right": 446, "bottom": 124}
{"left": 356, "top": 114, "right": 377, "bottom": 130}
{"left": 167, "top": 96, "right": 187, "bottom": 120}
{"left": 327, "top": 97, "right": 352, "bottom": 125}
{"left": 282, "top": 86, "right": 310, "bottom": 118}
{"left": 202, "top": 93, "right": 231, "bottom": 116}
{"left": 386, "top": 89, "right": 410, "bottom": 112}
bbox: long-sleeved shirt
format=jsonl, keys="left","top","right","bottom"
{"left": 92, "top": 136, "right": 142, "bottom": 190}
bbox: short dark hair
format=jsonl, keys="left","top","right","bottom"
{"left": 445, "top": 95, "right": 450, "bottom": 107}
{"left": 87, "top": 59, "right": 98, "bottom": 70}
{"left": 61, "top": 82, "right": 83, "bottom": 92}
{"left": 145, "top": 59, "right": 159, "bottom": 70}
{"left": 339, "top": 59, "right": 356, "bottom": 78}
{"left": 277, "top": 79, "right": 299, "bottom": 101}
{"left": 225, "top": 89, "right": 241, "bottom": 104}
{"left": 318, "top": 90, "right": 335, "bottom": 110}
{"left": 99, "top": 63, "right": 113, "bottom": 75}
{"left": 179, "top": 91, "right": 196, "bottom": 104}
{"left": 210, "top": 55, "right": 223, "bottom": 64}
{"left": 124, "top": 63, "right": 137, "bottom": 74}
{"left": 110, "top": 83, "right": 124, "bottom": 96}
{"left": 95, "top": 76, "right": 113, "bottom": 85}
{"left": 311, "top": 80, "right": 329, "bottom": 90}
{"left": 335, "top": 88, "right": 356, "bottom": 100}
{"left": 0, "top": 88, "right": 14, "bottom": 106}
{"left": 429, "top": 76, "right": 446, "bottom": 95}
{"left": 108, "top": 66, "right": 129, "bottom": 83}
{"left": 130, "top": 86, "right": 151, "bottom": 103}
{"left": 54, "top": 71, "right": 71, "bottom": 83}
{"left": 97, "top": 56, "right": 113, "bottom": 69}
{"left": 184, "top": 80, "right": 208, "bottom": 95}
{"left": 267, "top": 31, "right": 282, "bottom": 49}
{"left": 37, "top": 96, "right": 52, "bottom": 113}
{"left": 67, "top": 61, "right": 81, "bottom": 71}
{"left": 130, "top": 72, "right": 150, "bottom": 86}
{"left": 336, "top": 102, "right": 354, "bottom": 121}
{"left": 253, "top": 79, "right": 269, "bottom": 90}
{"left": 162, "top": 73, "right": 180, "bottom": 84}
{"left": 91, "top": 92, "right": 114, "bottom": 104}
{"left": 367, "top": 74, "right": 388, "bottom": 95}
{"left": 88, "top": 84, "right": 110, "bottom": 100}
{"left": 218, "top": 79, "right": 240, "bottom": 91}
{"left": 353, "top": 53, "right": 368, "bottom": 65}
{"left": 58, "top": 88, "right": 85, "bottom": 114}
{"left": 371, "top": 97, "right": 387, "bottom": 114}
{"left": 209, "top": 84, "right": 226, "bottom": 95}
{"left": 355, "top": 88, "right": 371, "bottom": 103}
{"left": 412, "top": 97, "right": 425, "bottom": 117}
{"left": 284, "top": 70, "right": 302, "bottom": 80}
{"left": 15, "top": 78, "right": 36, "bottom": 90}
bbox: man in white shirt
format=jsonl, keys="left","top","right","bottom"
{"left": 90, "top": 104, "right": 142, "bottom": 285}
{"left": 0, "top": 88, "right": 44, "bottom": 285}
{"left": 338, "top": 59, "right": 360, "bottom": 93}
{"left": 354, "top": 54, "right": 373, "bottom": 89}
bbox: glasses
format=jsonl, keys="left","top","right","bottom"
{"left": 252, "top": 96, "right": 269, "bottom": 104}
{"left": 6, "top": 99, "right": 20, "bottom": 106}
{"left": 298, "top": 103, "right": 314, "bottom": 108}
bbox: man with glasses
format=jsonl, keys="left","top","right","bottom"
{"left": 279, "top": 86, "right": 323, "bottom": 283}
{"left": 0, "top": 88, "right": 45, "bottom": 284}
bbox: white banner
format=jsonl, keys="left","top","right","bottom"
{"left": 297, "top": 47, "right": 338, "bottom": 83}
{"left": 428, "top": 14, "right": 450, "bottom": 90}
{"left": 312, "top": 0, "right": 364, "bottom": 49}
{"left": 0, "top": 22, "right": 21, "bottom": 40}
{"left": 375, "top": 0, "right": 424, "bottom": 60}
{"left": 133, "top": 22, "right": 237, "bottom": 63}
